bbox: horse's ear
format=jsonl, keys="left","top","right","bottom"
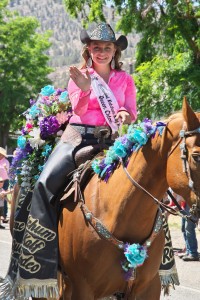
{"left": 182, "top": 96, "right": 199, "bottom": 130}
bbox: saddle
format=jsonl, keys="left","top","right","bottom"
{"left": 60, "top": 124, "right": 110, "bottom": 203}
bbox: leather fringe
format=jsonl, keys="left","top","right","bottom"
{"left": 14, "top": 277, "right": 59, "bottom": 299}
{"left": 0, "top": 276, "right": 59, "bottom": 300}
{"left": 159, "top": 271, "right": 180, "bottom": 296}
{"left": 0, "top": 276, "right": 15, "bottom": 300}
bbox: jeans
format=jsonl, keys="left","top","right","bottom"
{"left": 181, "top": 204, "right": 198, "bottom": 257}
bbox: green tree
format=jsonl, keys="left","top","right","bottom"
{"left": 0, "top": 0, "right": 52, "bottom": 147}
{"left": 63, "top": 0, "right": 200, "bottom": 118}
{"left": 135, "top": 49, "right": 200, "bottom": 120}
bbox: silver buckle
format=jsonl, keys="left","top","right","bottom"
{"left": 94, "top": 126, "right": 111, "bottom": 139}
{"left": 179, "top": 129, "right": 185, "bottom": 138}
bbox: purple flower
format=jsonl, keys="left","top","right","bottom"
{"left": 21, "top": 127, "right": 27, "bottom": 135}
{"left": 156, "top": 121, "right": 166, "bottom": 127}
{"left": 39, "top": 116, "right": 60, "bottom": 139}
{"left": 39, "top": 96, "right": 53, "bottom": 106}
{"left": 29, "top": 99, "right": 36, "bottom": 106}
{"left": 55, "top": 88, "right": 64, "bottom": 95}
{"left": 142, "top": 118, "right": 156, "bottom": 136}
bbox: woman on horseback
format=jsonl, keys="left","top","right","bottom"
{"left": 14, "top": 23, "right": 137, "bottom": 298}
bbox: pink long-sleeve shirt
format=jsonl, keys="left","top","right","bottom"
{"left": 68, "top": 68, "right": 137, "bottom": 126}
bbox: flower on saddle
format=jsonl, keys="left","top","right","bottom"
{"left": 10, "top": 85, "right": 72, "bottom": 190}
{"left": 92, "top": 119, "right": 166, "bottom": 181}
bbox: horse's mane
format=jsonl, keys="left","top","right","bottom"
{"left": 153, "top": 111, "right": 182, "bottom": 124}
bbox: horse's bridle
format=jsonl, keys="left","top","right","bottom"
{"left": 176, "top": 122, "right": 200, "bottom": 218}
{"left": 121, "top": 122, "right": 200, "bottom": 221}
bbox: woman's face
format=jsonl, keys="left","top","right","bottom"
{"left": 88, "top": 41, "right": 116, "bottom": 67}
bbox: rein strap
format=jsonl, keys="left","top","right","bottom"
{"left": 120, "top": 159, "right": 190, "bottom": 219}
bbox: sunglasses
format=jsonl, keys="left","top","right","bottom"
{"left": 0, "top": 181, "right": 4, "bottom": 183}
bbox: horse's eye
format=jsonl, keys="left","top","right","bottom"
{"left": 192, "top": 154, "right": 200, "bottom": 163}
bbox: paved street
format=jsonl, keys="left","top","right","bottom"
{"left": 0, "top": 216, "right": 200, "bottom": 299}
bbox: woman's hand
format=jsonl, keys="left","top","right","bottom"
{"left": 115, "top": 111, "right": 132, "bottom": 125}
{"left": 69, "top": 66, "right": 91, "bottom": 92}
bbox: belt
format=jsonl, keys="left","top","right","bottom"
{"left": 70, "top": 124, "right": 111, "bottom": 139}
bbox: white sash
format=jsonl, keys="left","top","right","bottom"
{"left": 91, "top": 71, "right": 119, "bottom": 133}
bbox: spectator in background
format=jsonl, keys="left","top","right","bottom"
{"left": 180, "top": 203, "right": 199, "bottom": 261}
{"left": 0, "top": 177, "right": 7, "bottom": 229}
{"left": 167, "top": 189, "right": 199, "bottom": 261}
{"left": 0, "top": 147, "right": 10, "bottom": 223}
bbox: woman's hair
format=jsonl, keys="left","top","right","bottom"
{"left": 80, "top": 43, "right": 123, "bottom": 70}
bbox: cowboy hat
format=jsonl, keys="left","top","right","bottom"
{"left": 80, "top": 23, "right": 128, "bottom": 51}
{"left": 0, "top": 147, "right": 7, "bottom": 157}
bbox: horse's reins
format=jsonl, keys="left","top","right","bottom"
{"left": 121, "top": 159, "right": 186, "bottom": 219}
{"left": 121, "top": 122, "right": 200, "bottom": 223}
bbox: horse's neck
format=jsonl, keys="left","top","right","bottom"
{"left": 94, "top": 143, "right": 168, "bottom": 243}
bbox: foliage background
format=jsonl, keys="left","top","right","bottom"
{"left": 1, "top": 0, "right": 200, "bottom": 148}
{"left": 0, "top": 0, "right": 52, "bottom": 147}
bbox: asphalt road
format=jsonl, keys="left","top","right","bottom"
{"left": 0, "top": 216, "right": 200, "bottom": 300}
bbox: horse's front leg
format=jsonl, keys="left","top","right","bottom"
{"left": 63, "top": 275, "right": 94, "bottom": 300}
{"left": 134, "top": 273, "right": 161, "bottom": 300}
{"left": 70, "top": 284, "right": 94, "bottom": 300}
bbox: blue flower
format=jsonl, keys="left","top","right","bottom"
{"left": 40, "top": 85, "right": 55, "bottom": 96}
{"left": 105, "top": 147, "right": 118, "bottom": 161}
{"left": 124, "top": 243, "right": 147, "bottom": 268}
{"left": 113, "top": 141, "right": 127, "bottom": 157}
{"left": 34, "top": 175, "right": 40, "bottom": 180}
{"left": 38, "top": 164, "right": 44, "bottom": 172}
{"left": 104, "top": 156, "right": 115, "bottom": 165}
{"left": 132, "top": 129, "right": 148, "bottom": 146}
{"left": 29, "top": 105, "right": 40, "bottom": 118}
{"left": 59, "top": 91, "right": 69, "bottom": 103}
{"left": 17, "top": 136, "right": 27, "bottom": 149}
{"left": 92, "top": 160, "right": 101, "bottom": 174}
{"left": 42, "top": 144, "right": 52, "bottom": 157}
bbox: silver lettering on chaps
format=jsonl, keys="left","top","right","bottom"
{"left": 19, "top": 215, "right": 56, "bottom": 274}
{"left": 27, "top": 215, "right": 56, "bottom": 241}
{"left": 19, "top": 253, "right": 41, "bottom": 274}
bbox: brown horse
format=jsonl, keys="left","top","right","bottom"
{"left": 51, "top": 99, "right": 200, "bottom": 300}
